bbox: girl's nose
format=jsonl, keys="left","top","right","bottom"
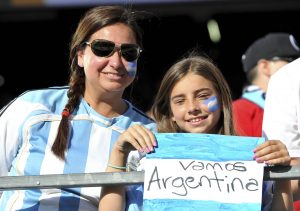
{"left": 188, "top": 100, "right": 201, "bottom": 114}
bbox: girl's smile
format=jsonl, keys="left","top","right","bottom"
{"left": 170, "top": 72, "right": 221, "bottom": 134}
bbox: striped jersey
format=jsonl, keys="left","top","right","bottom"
{"left": 0, "top": 86, "right": 156, "bottom": 211}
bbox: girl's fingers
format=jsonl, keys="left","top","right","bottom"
{"left": 254, "top": 140, "right": 290, "bottom": 165}
{"left": 255, "top": 151, "right": 290, "bottom": 164}
{"left": 265, "top": 156, "right": 291, "bottom": 166}
{"left": 253, "top": 140, "right": 279, "bottom": 153}
{"left": 254, "top": 140, "right": 286, "bottom": 157}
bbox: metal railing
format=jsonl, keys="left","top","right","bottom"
{"left": 1, "top": 165, "right": 300, "bottom": 191}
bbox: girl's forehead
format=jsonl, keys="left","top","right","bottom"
{"left": 171, "top": 73, "right": 215, "bottom": 94}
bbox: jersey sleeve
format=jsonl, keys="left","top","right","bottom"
{"left": 0, "top": 98, "right": 28, "bottom": 197}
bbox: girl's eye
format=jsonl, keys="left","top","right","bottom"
{"left": 173, "top": 99, "right": 185, "bottom": 105}
{"left": 197, "top": 94, "right": 210, "bottom": 100}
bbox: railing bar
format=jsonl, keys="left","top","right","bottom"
{"left": 0, "top": 171, "right": 144, "bottom": 190}
{"left": 1, "top": 166, "right": 300, "bottom": 190}
{"left": 264, "top": 165, "right": 300, "bottom": 180}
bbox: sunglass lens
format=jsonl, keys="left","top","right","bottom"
{"left": 91, "top": 40, "right": 115, "bottom": 57}
{"left": 121, "top": 44, "right": 140, "bottom": 62}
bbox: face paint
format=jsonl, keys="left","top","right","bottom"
{"left": 202, "top": 95, "right": 220, "bottom": 112}
{"left": 127, "top": 61, "right": 137, "bottom": 77}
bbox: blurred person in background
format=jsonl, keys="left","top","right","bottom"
{"left": 233, "top": 32, "right": 300, "bottom": 137}
{"left": 233, "top": 32, "right": 300, "bottom": 210}
{"left": 263, "top": 57, "right": 300, "bottom": 210}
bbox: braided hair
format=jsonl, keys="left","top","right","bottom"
{"left": 52, "top": 6, "right": 143, "bottom": 160}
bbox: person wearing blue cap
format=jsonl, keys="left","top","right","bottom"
{"left": 233, "top": 32, "right": 300, "bottom": 137}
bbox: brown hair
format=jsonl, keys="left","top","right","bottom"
{"left": 151, "top": 54, "right": 236, "bottom": 135}
{"left": 52, "top": 6, "right": 144, "bottom": 160}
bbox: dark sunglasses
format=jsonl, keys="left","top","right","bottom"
{"left": 269, "top": 56, "right": 297, "bottom": 63}
{"left": 85, "top": 39, "right": 142, "bottom": 62}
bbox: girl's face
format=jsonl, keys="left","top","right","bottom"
{"left": 77, "top": 23, "right": 138, "bottom": 98}
{"left": 170, "top": 72, "right": 221, "bottom": 134}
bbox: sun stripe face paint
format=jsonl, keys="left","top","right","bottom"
{"left": 202, "top": 95, "right": 220, "bottom": 112}
{"left": 127, "top": 60, "right": 137, "bottom": 77}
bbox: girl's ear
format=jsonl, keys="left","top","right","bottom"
{"left": 77, "top": 50, "right": 84, "bottom": 67}
{"left": 171, "top": 114, "right": 176, "bottom": 122}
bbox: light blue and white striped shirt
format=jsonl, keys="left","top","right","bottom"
{"left": 0, "top": 86, "right": 156, "bottom": 211}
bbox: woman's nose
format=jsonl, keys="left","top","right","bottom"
{"left": 109, "top": 49, "right": 123, "bottom": 69}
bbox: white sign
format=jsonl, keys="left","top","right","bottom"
{"left": 144, "top": 159, "right": 264, "bottom": 203}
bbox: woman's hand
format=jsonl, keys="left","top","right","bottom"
{"left": 253, "top": 140, "right": 291, "bottom": 165}
{"left": 99, "top": 125, "right": 156, "bottom": 211}
{"left": 106, "top": 125, "right": 157, "bottom": 172}
{"left": 114, "top": 124, "right": 157, "bottom": 155}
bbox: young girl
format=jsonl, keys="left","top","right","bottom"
{"left": 99, "top": 54, "right": 292, "bottom": 211}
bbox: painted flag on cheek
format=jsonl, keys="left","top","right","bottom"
{"left": 202, "top": 95, "right": 220, "bottom": 113}
{"left": 127, "top": 60, "right": 137, "bottom": 77}
{"left": 143, "top": 133, "right": 265, "bottom": 211}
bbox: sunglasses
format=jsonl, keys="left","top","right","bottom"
{"left": 85, "top": 39, "right": 142, "bottom": 62}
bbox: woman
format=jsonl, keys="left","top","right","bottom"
{"left": 0, "top": 5, "right": 155, "bottom": 210}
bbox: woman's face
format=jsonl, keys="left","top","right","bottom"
{"left": 170, "top": 72, "right": 221, "bottom": 134}
{"left": 78, "top": 23, "right": 138, "bottom": 98}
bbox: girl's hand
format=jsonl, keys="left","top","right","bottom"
{"left": 114, "top": 124, "right": 157, "bottom": 155}
{"left": 253, "top": 140, "right": 291, "bottom": 165}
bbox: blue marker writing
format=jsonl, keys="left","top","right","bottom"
{"left": 127, "top": 61, "right": 137, "bottom": 77}
{"left": 202, "top": 95, "right": 220, "bottom": 112}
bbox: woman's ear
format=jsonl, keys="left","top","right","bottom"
{"left": 77, "top": 50, "right": 84, "bottom": 67}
